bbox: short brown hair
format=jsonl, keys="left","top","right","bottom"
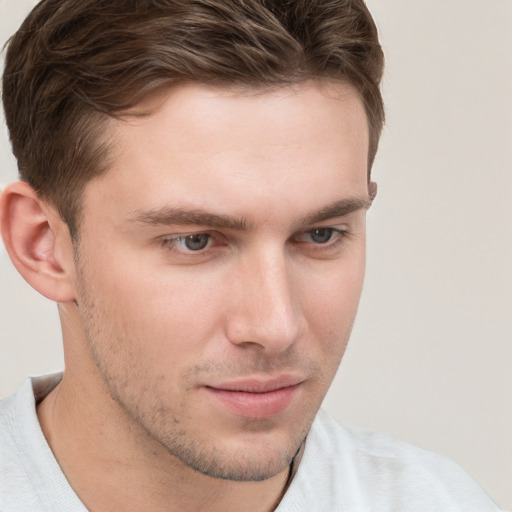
{"left": 2, "top": 0, "right": 384, "bottom": 237}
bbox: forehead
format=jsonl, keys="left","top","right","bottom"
{"left": 112, "top": 80, "right": 368, "bottom": 155}
{"left": 82, "top": 81, "right": 369, "bottom": 226}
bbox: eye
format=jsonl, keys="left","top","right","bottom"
{"left": 306, "top": 228, "right": 336, "bottom": 244}
{"left": 184, "top": 234, "right": 211, "bottom": 251}
{"left": 165, "top": 233, "right": 212, "bottom": 252}
{"left": 293, "top": 227, "right": 350, "bottom": 255}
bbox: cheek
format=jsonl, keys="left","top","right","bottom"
{"left": 90, "top": 260, "right": 228, "bottom": 358}
{"left": 77, "top": 265, "right": 229, "bottom": 406}
{"left": 302, "top": 253, "right": 366, "bottom": 350}
{"left": 307, "top": 243, "right": 366, "bottom": 307}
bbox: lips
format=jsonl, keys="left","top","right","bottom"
{"left": 204, "top": 376, "right": 302, "bottom": 420}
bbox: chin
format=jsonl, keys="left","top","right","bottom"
{"left": 155, "top": 420, "right": 308, "bottom": 482}
{"left": 179, "top": 442, "right": 297, "bottom": 482}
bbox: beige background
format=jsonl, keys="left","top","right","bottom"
{"left": 1, "top": 0, "right": 511, "bottom": 509}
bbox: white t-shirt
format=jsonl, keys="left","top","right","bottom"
{"left": 0, "top": 375, "right": 501, "bottom": 512}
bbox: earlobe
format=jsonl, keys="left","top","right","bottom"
{"left": 0, "top": 181, "right": 76, "bottom": 303}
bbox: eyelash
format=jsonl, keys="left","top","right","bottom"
{"left": 160, "top": 227, "right": 350, "bottom": 257}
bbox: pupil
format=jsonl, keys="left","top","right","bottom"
{"left": 185, "top": 234, "right": 209, "bottom": 251}
{"left": 311, "top": 228, "right": 332, "bottom": 244}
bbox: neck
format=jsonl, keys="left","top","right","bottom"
{"left": 37, "top": 372, "right": 291, "bottom": 512}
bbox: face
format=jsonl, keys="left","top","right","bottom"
{"left": 72, "top": 81, "right": 370, "bottom": 481}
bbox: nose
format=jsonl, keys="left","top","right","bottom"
{"left": 225, "top": 247, "right": 305, "bottom": 353}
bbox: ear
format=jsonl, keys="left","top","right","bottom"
{"left": 368, "top": 181, "right": 378, "bottom": 204}
{"left": 0, "top": 181, "right": 77, "bottom": 303}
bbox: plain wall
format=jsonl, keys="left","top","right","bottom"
{"left": 1, "top": 0, "right": 511, "bottom": 509}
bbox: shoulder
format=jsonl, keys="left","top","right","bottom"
{"left": 313, "top": 410, "right": 481, "bottom": 486}
{"left": 0, "top": 380, "right": 43, "bottom": 511}
{"left": 278, "top": 409, "right": 501, "bottom": 512}
{"left": 0, "top": 391, "right": 20, "bottom": 461}
{"left": 0, "top": 375, "right": 85, "bottom": 512}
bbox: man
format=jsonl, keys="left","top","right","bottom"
{"left": 0, "top": 0, "right": 500, "bottom": 511}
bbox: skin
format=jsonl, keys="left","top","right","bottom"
{"left": 1, "top": 81, "right": 373, "bottom": 511}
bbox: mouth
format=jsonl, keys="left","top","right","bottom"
{"left": 204, "top": 376, "right": 303, "bottom": 420}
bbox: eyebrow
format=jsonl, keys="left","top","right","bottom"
{"left": 301, "top": 197, "right": 371, "bottom": 225}
{"left": 127, "top": 196, "right": 371, "bottom": 231}
{"left": 127, "top": 207, "right": 250, "bottom": 230}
